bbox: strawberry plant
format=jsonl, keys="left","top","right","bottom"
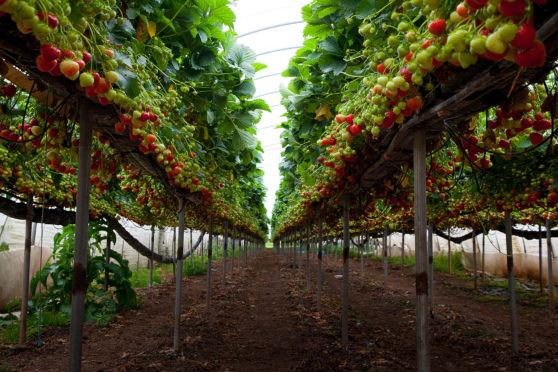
{"left": 30, "top": 221, "right": 136, "bottom": 321}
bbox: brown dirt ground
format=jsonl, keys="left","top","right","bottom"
{"left": 2, "top": 250, "right": 558, "bottom": 371}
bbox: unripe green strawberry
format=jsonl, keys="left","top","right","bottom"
{"left": 79, "top": 72, "right": 94, "bottom": 87}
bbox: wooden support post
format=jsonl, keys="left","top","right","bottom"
{"left": 401, "top": 232, "right": 405, "bottom": 268}
{"left": 231, "top": 225, "right": 235, "bottom": 278}
{"left": 383, "top": 225, "right": 388, "bottom": 281}
{"left": 297, "top": 230, "right": 302, "bottom": 273}
{"left": 31, "top": 222, "right": 37, "bottom": 245}
{"left": 335, "top": 238, "right": 338, "bottom": 261}
{"left": 244, "top": 233, "right": 248, "bottom": 266}
{"left": 68, "top": 102, "right": 93, "bottom": 372}
{"left": 539, "top": 225, "right": 543, "bottom": 293}
{"left": 19, "top": 193, "right": 33, "bottom": 345}
{"left": 318, "top": 218, "right": 323, "bottom": 311}
{"left": 325, "top": 233, "right": 329, "bottom": 266}
{"left": 546, "top": 219, "right": 554, "bottom": 314}
{"left": 172, "top": 227, "right": 176, "bottom": 277}
{"left": 149, "top": 225, "right": 155, "bottom": 288}
{"left": 472, "top": 228, "right": 477, "bottom": 292}
{"left": 306, "top": 224, "right": 311, "bottom": 290}
{"left": 413, "top": 129, "right": 430, "bottom": 372}
{"left": 342, "top": 197, "right": 350, "bottom": 347}
{"left": 201, "top": 236, "right": 205, "bottom": 265}
{"left": 447, "top": 228, "right": 451, "bottom": 274}
{"left": 189, "top": 228, "right": 193, "bottom": 264}
{"left": 389, "top": 233, "right": 392, "bottom": 259}
{"left": 222, "top": 220, "right": 228, "bottom": 287}
{"left": 206, "top": 216, "right": 214, "bottom": 311}
{"left": 505, "top": 211, "right": 518, "bottom": 353}
{"left": 238, "top": 233, "right": 241, "bottom": 272}
{"left": 103, "top": 233, "right": 111, "bottom": 291}
{"left": 481, "top": 233, "right": 485, "bottom": 280}
{"left": 173, "top": 199, "right": 185, "bottom": 351}
{"left": 428, "top": 223, "right": 434, "bottom": 311}
{"left": 364, "top": 228, "right": 368, "bottom": 278}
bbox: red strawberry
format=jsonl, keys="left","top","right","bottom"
{"left": 335, "top": 114, "right": 346, "bottom": 123}
{"left": 85, "top": 85, "right": 97, "bottom": 97}
{"left": 61, "top": 50, "right": 75, "bottom": 59}
{"left": 498, "top": 0, "right": 526, "bottom": 17}
{"left": 94, "top": 77, "right": 110, "bottom": 94}
{"left": 399, "top": 67, "right": 412, "bottom": 83}
{"left": 456, "top": 3, "right": 471, "bottom": 18}
{"left": 140, "top": 112, "right": 150, "bottom": 122}
{"left": 377, "top": 63, "right": 386, "bottom": 74}
{"left": 465, "top": 0, "right": 487, "bottom": 10}
{"left": 120, "top": 114, "right": 132, "bottom": 124}
{"left": 145, "top": 134, "right": 156, "bottom": 144}
{"left": 345, "top": 114, "right": 354, "bottom": 124}
{"left": 511, "top": 23, "right": 536, "bottom": 49}
{"left": 515, "top": 40, "right": 546, "bottom": 68}
{"left": 82, "top": 51, "right": 91, "bottom": 64}
{"left": 428, "top": 19, "right": 446, "bottom": 35}
{"left": 483, "top": 49, "right": 508, "bottom": 61}
{"left": 114, "top": 122, "right": 126, "bottom": 133}
{"left": 47, "top": 14, "right": 58, "bottom": 29}
{"left": 75, "top": 59, "right": 85, "bottom": 70}
{"left": 406, "top": 96, "right": 422, "bottom": 111}
{"left": 40, "top": 44, "right": 60, "bottom": 61}
{"left": 36, "top": 55, "right": 57, "bottom": 72}
{"left": 347, "top": 124, "right": 362, "bottom": 136}
{"left": 533, "top": 119, "right": 552, "bottom": 131}
{"left": 520, "top": 118, "right": 533, "bottom": 130}
{"left": 49, "top": 63, "right": 61, "bottom": 76}
{"left": 401, "top": 107, "right": 413, "bottom": 116}
{"left": 529, "top": 132, "right": 544, "bottom": 146}
{"left": 2, "top": 84, "right": 17, "bottom": 98}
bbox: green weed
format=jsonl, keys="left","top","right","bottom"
{"left": 183, "top": 256, "right": 207, "bottom": 276}
{"left": 0, "top": 310, "right": 69, "bottom": 343}
{"left": 130, "top": 266, "right": 163, "bottom": 288}
{"left": 433, "top": 252, "right": 465, "bottom": 275}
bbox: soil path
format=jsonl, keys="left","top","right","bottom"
{"left": 2, "top": 250, "right": 558, "bottom": 371}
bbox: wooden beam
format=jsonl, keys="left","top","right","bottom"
{"left": 414, "top": 128, "right": 430, "bottom": 372}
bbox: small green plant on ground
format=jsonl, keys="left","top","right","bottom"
{"left": 0, "top": 242, "right": 8, "bottom": 252}
{"left": 29, "top": 221, "right": 136, "bottom": 328}
{"left": 433, "top": 251, "right": 465, "bottom": 275}
{"left": 130, "top": 266, "right": 163, "bottom": 288}
{"left": 183, "top": 256, "right": 207, "bottom": 276}
{"left": 478, "top": 278, "right": 558, "bottom": 309}
{"left": 0, "top": 310, "right": 69, "bottom": 343}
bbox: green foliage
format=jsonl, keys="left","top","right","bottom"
{"left": 0, "top": 0, "right": 270, "bottom": 241}
{"left": 271, "top": 0, "right": 369, "bottom": 231}
{"left": 0, "top": 242, "right": 8, "bottom": 252}
{"left": 183, "top": 256, "right": 207, "bottom": 276}
{"left": 0, "top": 310, "right": 69, "bottom": 343}
{"left": 130, "top": 266, "right": 162, "bottom": 288}
{"left": 30, "top": 221, "right": 136, "bottom": 323}
{"left": 433, "top": 251, "right": 465, "bottom": 274}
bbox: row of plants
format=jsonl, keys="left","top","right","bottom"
{"left": 271, "top": 0, "right": 557, "bottom": 243}
{"left": 0, "top": 0, "right": 270, "bottom": 347}
{"left": 0, "top": 0, "right": 270, "bottom": 240}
